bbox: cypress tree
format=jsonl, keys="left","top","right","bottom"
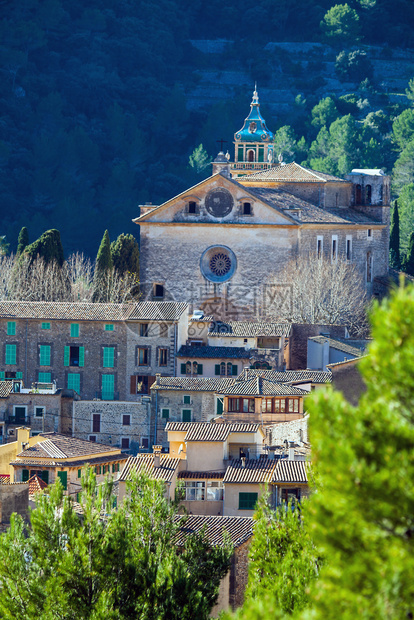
{"left": 95, "top": 230, "right": 113, "bottom": 275}
{"left": 389, "top": 199, "right": 400, "bottom": 270}
{"left": 405, "top": 231, "right": 414, "bottom": 276}
{"left": 110, "top": 233, "right": 139, "bottom": 274}
{"left": 16, "top": 227, "right": 29, "bottom": 255}
{"left": 23, "top": 229, "right": 64, "bottom": 266}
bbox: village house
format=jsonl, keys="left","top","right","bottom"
{"left": 10, "top": 432, "right": 127, "bottom": 496}
{"left": 0, "top": 301, "right": 188, "bottom": 403}
{"left": 307, "top": 335, "right": 369, "bottom": 371}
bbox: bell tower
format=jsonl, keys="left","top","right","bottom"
{"left": 230, "top": 86, "right": 274, "bottom": 178}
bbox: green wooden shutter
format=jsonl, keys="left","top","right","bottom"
{"left": 232, "top": 364, "right": 238, "bottom": 376}
{"left": 5, "top": 344, "right": 16, "bottom": 365}
{"left": 41, "top": 471, "right": 49, "bottom": 484}
{"left": 102, "top": 374, "right": 114, "bottom": 400}
{"left": 22, "top": 469, "right": 29, "bottom": 482}
{"left": 70, "top": 323, "right": 79, "bottom": 337}
{"left": 103, "top": 347, "right": 114, "bottom": 368}
{"left": 162, "top": 408, "right": 170, "bottom": 419}
{"left": 16, "top": 372, "right": 22, "bottom": 379}
{"left": 64, "top": 346, "right": 70, "bottom": 366}
{"left": 0, "top": 372, "right": 4, "bottom": 379}
{"left": 79, "top": 347, "right": 85, "bottom": 367}
{"left": 67, "top": 373, "right": 80, "bottom": 392}
{"left": 215, "top": 364, "right": 220, "bottom": 375}
{"left": 77, "top": 469, "right": 81, "bottom": 478}
{"left": 39, "top": 345, "right": 51, "bottom": 366}
{"left": 7, "top": 321, "right": 16, "bottom": 335}
{"left": 180, "top": 363, "right": 186, "bottom": 374}
{"left": 182, "top": 409, "right": 191, "bottom": 422}
{"left": 197, "top": 364, "right": 203, "bottom": 375}
{"left": 57, "top": 471, "right": 68, "bottom": 490}
{"left": 216, "top": 398, "right": 223, "bottom": 415}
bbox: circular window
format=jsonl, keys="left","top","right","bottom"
{"left": 200, "top": 246, "right": 237, "bottom": 283}
{"left": 205, "top": 188, "right": 234, "bottom": 218}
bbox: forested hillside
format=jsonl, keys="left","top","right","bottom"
{"left": 1, "top": 0, "right": 414, "bottom": 257}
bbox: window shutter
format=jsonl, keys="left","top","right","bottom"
{"left": 130, "top": 375, "right": 137, "bottom": 394}
{"left": 216, "top": 398, "right": 223, "bottom": 415}
{"left": 197, "top": 364, "right": 203, "bottom": 375}
{"left": 215, "top": 364, "right": 220, "bottom": 375}
{"left": 64, "top": 346, "right": 70, "bottom": 366}
{"left": 41, "top": 471, "right": 49, "bottom": 484}
{"left": 180, "top": 363, "right": 186, "bottom": 374}
{"left": 22, "top": 469, "right": 29, "bottom": 482}
{"left": 57, "top": 471, "right": 68, "bottom": 490}
{"left": 232, "top": 364, "right": 238, "bottom": 376}
{"left": 156, "top": 347, "right": 159, "bottom": 364}
{"left": 79, "top": 347, "right": 85, "bottom": 367}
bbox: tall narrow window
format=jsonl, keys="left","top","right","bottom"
{"left": 247, "top": 150, "right": 255, "bottom": 162}
{"left": 102, "top": 375, "right": 114, "bottom": 400}
{"left": 103, "top": 347, "right": 115, "bottom": 368}
{"left": 92, "top": 414, "right": 101, "bottom": 433}
{"left": 365, "top": 185, "right": 372, "bottom": 204}
{"left": 188, "top": 201, "right": 196, "bottom": 214}
{"left": 366, "top": 251, "right": 373, "bottom": 283}
{"left": 242, "top": 202, "right": 251, "bottom": 215}
{"left": 356, "top": 184, "right": 362, "bottom": 204}
{"left": 5, "top": 344, "right": 16, "bottom": 365}
{"left": 331, "top": 236, "right": 338, "bottom": 261}
{"left": 159, "top": 348, "right": 168, "bottom": 366}
{"left": 317, "top": 236, "right": 323, "bottom": 259}
{"left": 220, "top": 362, "right": 226, "bottom": 376}
{"left": 70, "top": 323, "right": 79, "bottom": 337}
{"left": 39, "top": 345, "right": 51, "bottom": 366}
{"left": 346, "top": 236, "right": 352, "bottom": 261}
{"left": 153, "top": 284, "right": 164, "bottom": 299}
{"left": 140, "top": 323, "right": 149, "bottom": 337}
{"left": 7, "top": 322, "right": 16, "bottom": 335}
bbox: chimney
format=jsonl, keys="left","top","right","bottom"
{"left": 288, "top": 447, "right": 295, "bottom": 461}
{"left": 244, "top": 366, "right": 249, "bottom": 380}
{"left": 155, "top": 373, "right": 161, "bottom": 386}
{"left": 153, "top": 445, "right": 162, "bottom": 468}
{"left": 241, "top": 456, "right": 246, "bottom": 468}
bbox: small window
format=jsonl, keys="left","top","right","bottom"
{"left": 5, "top": 344, "right": 16, "bottom": 365}
{"left": 239, "top": 492, "right": 258, "bottom": 510}
{"left": 188, "top": 201, "right": 196, "bottom": 214}
{"left": 159, "top": 348, "right": 168, "bottom": 366}
{"left": 89, "top": 435, "right": 96, "bottom": 442}
{"left": 161, "top": 408, "right": 170, "bottom": 419}
{"left": 41, "top": 322, "right": 51, "bottom": 330}
{"left": 185, "top": 481, "right": 205, "bottom": 501}
{"left": 183, "top": 395, "right": 191, "bottom": 404}
{"left": 121, "top": 437, "right": 130, "bottom": 449}
{"left": 135, "top": 375, "right": 149, "bottom": 394}
{"left": 153, "top": 283, "right": 164, "bottom": 299}
{"left": 7, "top": 321, "right": 16, "bottom": 336}
{"left": 365, "top": 184, "right": 372, "bottom": 204}
{"left": 104, "top": 324, "right": 114, "bottom": 331}
{"left": 77, "top": 469, "right": 82, "bottom": 479}
{"left": 122, "top": 414, "right": 131, "bottom": 426}
{"left": 207, "top": 480, "right": 224, "bottom": 501}
{"left": 367, "top": 251, "right": 373, "bottom": 283}
{"left": 317, "top": 238, "right": 322, "bottom": 259}
{"left": 39, "top": 345, "right": 51, "bottom": 366}
{"left": 367, "top": 228, "right": 372, "bottom": 238}
{"left": 182, "top": 409, "right": 191, "bottom": 422}
{"left": 38, "top": 372, "right": 51, "bottom": 383}
{"left": 92, "top": 414, "right": 101, "bottom": 433}
{"left": 242, "top": 202, "right": 251, "bottom": 215}
{"left": 346, "top": 236, "right": 352, "bottom": 261}
{"left": 70, "top": 323, "right": 79, "bottom": 338}
{"left": 34, "top": 407, "right": 45, "bottom": 418}
{"left": 140, "top": 323, "right": 149, "bottom": 337}
{"left": 138, "top": 348, "right": 149, "bottom": 366}
{"left": 331, "top": 236, "right": 337, "bottom": 261}
{"left": 140, "top": 437, "right": 149, "bottom": 450}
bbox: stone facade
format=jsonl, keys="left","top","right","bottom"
{"left": 73, "top": 400, "right": 150, "bottom": 453}
{"left": 270, "top": 414, "right": 309, "bottom": 445}
{"left": 0, "top": 481, "right": 29, "bottom": 523}
{"left": 155, "top": 390, "right": 218, "bottom": 446}
{"left": 288, "top": 323, "right": 347, "bottom": 369}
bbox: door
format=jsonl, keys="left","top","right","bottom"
{"left": 57, "top": 471, "right": 68, "bottom": 490}
{"left": 14, "top": 407, "right": 26, "bottom": 423}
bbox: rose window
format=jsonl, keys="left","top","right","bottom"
{"left": 209, "top": 253, "right": 231, "bottom": 277}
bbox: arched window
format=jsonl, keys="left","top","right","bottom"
{"left": 227, "top": 362, "right": 232, "bottom": 376}
{"left": 247, "top": 150, "right": 255, "bottom": 162}
{"left": 193, "top": 361, "right": 198, "bottom": 375}
{"left": 365, "top": 185, "right": 372, "bottom": 204}
{"left": 220, "top": 362, "right": 226, "bottom": 376}
{"left": 356, "top": 184, "right": 362, "bottom": 204}
{"left": 186, "top": 361, "right": 192, "bottom": 376}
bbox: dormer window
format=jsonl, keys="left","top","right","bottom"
{"left": 188, "top": 201, "right": 197, "bottom": 214}
{"left": 242, "top": 202, "right": 252, "bottom": 215}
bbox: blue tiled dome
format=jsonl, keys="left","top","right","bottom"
{"left": 234, "top": 87, "right": 274, "bottom": 143}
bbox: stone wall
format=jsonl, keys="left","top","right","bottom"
{"left": 155, "top": 389, "right": 217, "bottom": 445}
{"left": 330, "top": 359, "right": 366, "bottom": 406}
{"left": 229, "top": 540, "right": 250, "bottom": 610}
{"left": 270, "top": 414, "right": 309, "bottom": 445}
{"left": 73, "top": 400, "right": 150, "bottom": 453}
{"left": 289, "top": 323, "right": 346, "bottom": 370}
{"left": 0, "top": 482, "right": 29, "bottom": 523}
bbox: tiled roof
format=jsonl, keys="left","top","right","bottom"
{"left": 119, "top": 454, "right": 181, "bottom": 483}
{"left": 0, "top": 474, "right": 10, "bottom": 483}
{"left": 11, "top": 453, "right": 126, "bottom": 468}
{"left": 165, "top": 422, "right": 262, "bottom": 442}
{"left": 223, "top": 457, "right": 277, "bottom": 484}
{"left": 272, "top": 460, "right": 310, "bottom": 484}
{"left": 208, "top": 321, "right": 291, "bottom": 337}
{"left": 28, "top": 474, "right": 48, "bottom": 496}
{"left": 237, "top": 369, "right": 332, "bottom": 384}
{"left": 247, "top": 187, "right": 381, "bottom": 225}
{"left": 177, "top": 345, "right": 251, "bottom": 360}
{"left": 178, "top": 471, "right": 225, "bottom": 479}
{"left": 219, "top": 376, "right": 307, "bottom": 396}
{"left": 174, "top": 514, "right": 253, "bottom": 548}
{"left": 151, "top": 377, "right": 236, "bottom": 392}
{"left": 309, "top": 336, "right": 369, "bottom": 358}
{"left": 0, "top": 381, "right": 13, "bottom": 398}
{"left": 0, "top": 301, "right": 187, "bottom": 322}
{"left": 17, "top": 433, "right": 120, "bottom": 459}
{"left": 242, "top": 162, "right": 344, "bottom": 183}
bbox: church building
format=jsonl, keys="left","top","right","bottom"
{"left": 134, "top": 89, "right": 390, "bottom": 319}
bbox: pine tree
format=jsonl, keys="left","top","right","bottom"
{"left": 404, "top": 231, "right": 414, "bottom": 275}
{"left": 16, "top": 226, "right": 29, "bottom": 255}
{"left": 23, "top": 229, "right": 64, "bottom": 266}
{"left": 110, "top": 233, "right": 139, "bottom": 275}
{"left": 95, "top": 230, "right": 113, "bottom": 274}
{"left": 93, "top": 230, "right": 113, "bottom": 302}
{"left": 389, "top": 199, "right": 401, "bottom": 269}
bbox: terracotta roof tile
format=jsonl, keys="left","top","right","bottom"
{"left": 119, "top": 454, "right": 181, "bottom": 483}
{"left": 174, "top": 514, "right": 253, "bottom": 548}
{"left": 242, "top": 162, "right": 344, "bottom": 183}
{"left": 272, "top": 460, "right": 310, "bottom": 484}
{"left": 165, "top": 422, "right": 263, "bottom": 442}
{"left": 208, "top": 321, "right": 291, "bottom": 337}
{"left": 151, "top": 377, "right": 235, "bottom": 392}
{"left": 0, "top": 381, "right": 13, "bottom": 398}
{"left": 238, "top": 369, "right": 331, "bottom": 384}
{"left": 17, "top": 433, "right": 121, "bottom": 459}
{"left": 178, "top": 471, "right": 225, "bottom": 479}
{"left": 223, "top": 457, "right": 277, "bottom": 483}
{"left": 28, "top": 474, "right": 48, "bottom": 496}
{"left": 11, "top": 453, "right": 126, "bottom": 468}
{"left": 219, "top": 376, "right": 307, "bottom": 396}
{"left": 177, "top": 345, "right": 251, "bottom": 360}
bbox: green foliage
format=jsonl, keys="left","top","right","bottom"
{"left": 396, "top": 183, "right": 414, "bottom": 257}
{"left": 95, "top": 230, "right": 113, "bottom": 274}
{"left": 273, "top": 126, "right": 297, "bottom": 163}
{"left": 320, "top": 4, "right": 361, "bottom": 43}
{"left": 23, "top": 229, "right": 64, "bottom": 266}
{"left": 335, "top": 50, "right": 373, "bottom": 82}
{"left": 389, "top": 200, "right": 401, "bottom": 269}
{"left": 404, "top": 232, "right": 414, "bottom": 276}
{"left": 189, "top": 144, "right": 212, "bottom": 173}
{"left": 110, "top": 233, "right": 139, "bottom": 275}
{"left": 393, "top": 139, "right": 414, "bottom": 192}
{"left": 16, "top": 227, "right": 29, "bottom": 255}
{"left": 0, "top": 468, "right": 232, "bottom": 619}
{"left": 0, "top": 236, "right": 9, "bottom": 256}
{"left": 392, "top": 108, "right": 414, "bottom": 150}
{"left": 310, "top": 97, "right": 339, "bottom": 132}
